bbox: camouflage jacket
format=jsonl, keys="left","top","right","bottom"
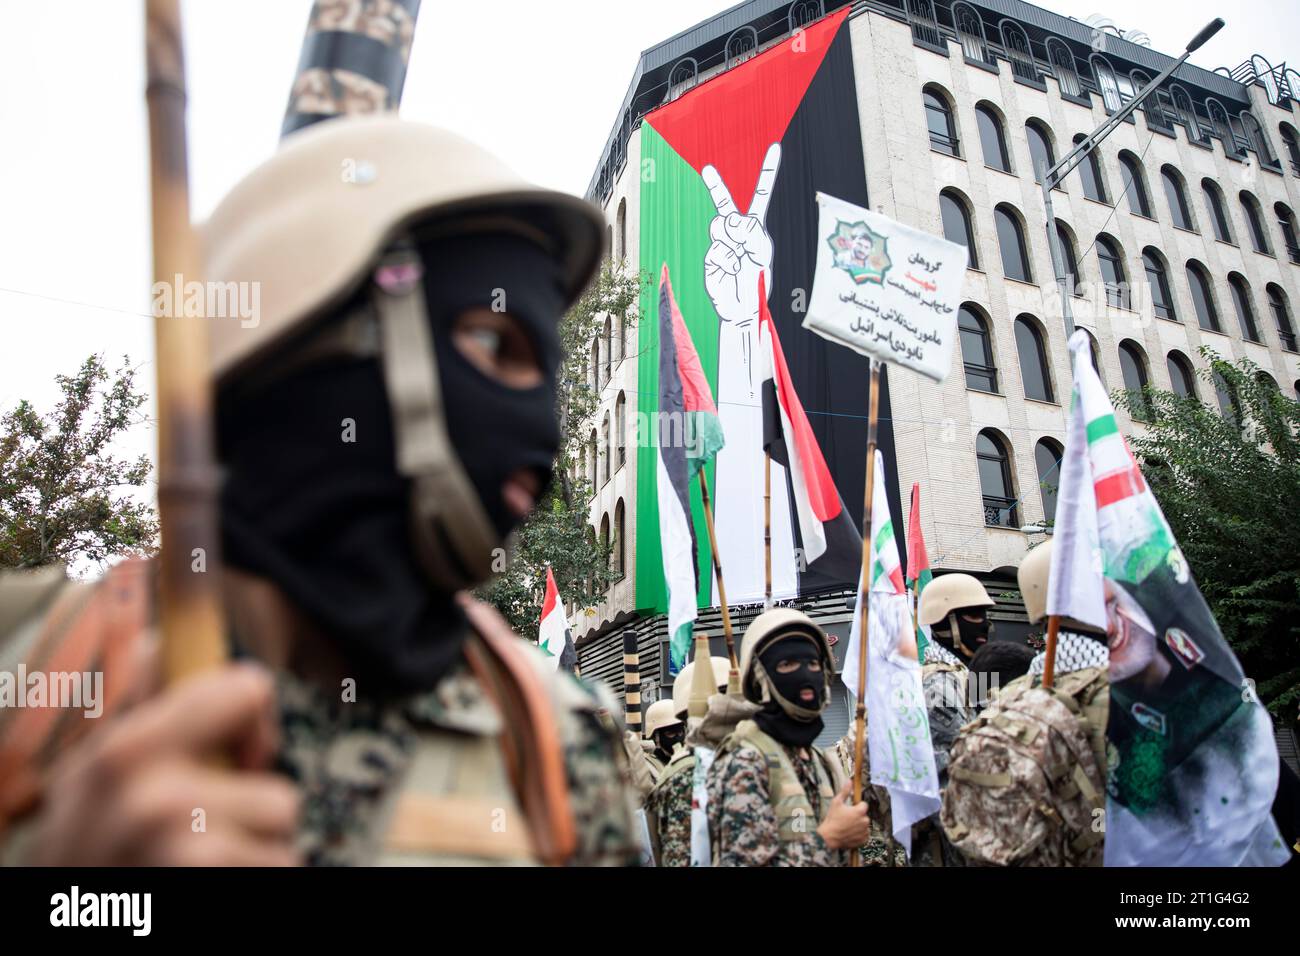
{"left": 644, "top": 748, "right": 694, "bottom": 867}
{"left": 831, "top": 734, "right": 905, "bottom": 866}
{"left": 706, "top": 738, "right": 847, "bottom": 867}
{"left": 922, "top": 643, "right": 974, "bottom": 787}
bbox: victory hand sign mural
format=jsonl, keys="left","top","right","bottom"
{"left": 702, "top": 142, "right": 781, "bottom": 330}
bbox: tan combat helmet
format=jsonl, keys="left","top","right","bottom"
{"left": 671, "top": 656, "right": 731, "bottom": 719}
{"left": 643, "top": 699, "right": 682, "bottom": 739}
{"left": 738, "top": 608, "right": 834, "bottom": 720}
{"left": 919, "top": 573, "right": 994, "bottom": 658}
{"left": 1017, "top": 539, "right": 1103, "bottom": 635}
{"left": 202, "top": 115, "right": 603, "bottom": 592}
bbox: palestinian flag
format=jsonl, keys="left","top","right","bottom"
{"left": 758, "top": 274, "right": 862, "bottom": 591}
{"left": 905, "top": 484, "right": 933, "bottom": 663}
{"left": 657, "top": 265, "right": 724, "bottom": 675}
{"left": 538, "top": 566, "right": 575, "bottom": 673}
{"left": 1050, "top": 330, "right": 1288, "bottom": 867}
{"left": 843, "top": 450, "right": 938, "bottom": 858}
{"left": 634, "top": 6, "right": 905, "bottom": 614}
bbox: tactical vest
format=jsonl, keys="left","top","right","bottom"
{"left": 716, "top": 720, "right": 843, "bottom": 844}
{"left": 0, "top": 559, "right": 582, "bottom": 866}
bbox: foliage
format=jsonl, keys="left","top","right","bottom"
{"left": 1115, "top": 349, "right": 1300, "bottom": 716}
{"left": 1, "top": 355, "right": 158, "bottom": 571}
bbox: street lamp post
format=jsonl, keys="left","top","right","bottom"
{"left": 1038, "top": 18, "right": 1225, "bottom": 339}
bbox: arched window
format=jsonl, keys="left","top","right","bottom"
{"left": 1185, "top": 261, "right": 1220, "bottom": 332}
{"left": 1096, "top": 234, "right": 1127, "bottom": 308}
{"left": 1026, "top": 120, "right": 1056, "bottom": 183}
{"left": 1170, "top": 84, "right": 1204, "bottom": 143}
{"left": 590, "top": 337, "right": 600, "bottom": 390}
{"left": 1267, "top": 284, "right": 1297, "bottom": 352}
{"left": 615, "top": 391, "right": 627, "bottom": 468}
{"left": 1276, "top": 203, "right": 1300, "bottom": 263}
{"left": 1074, "top": 134, "right": 1108, "bottom": 202}
{"left": 615, "top": 311, "right": 626, "bottom": 363}
{"left": 1240, "top": 191, "right": 1271, "bottom": 254}
{"left": 1228, "top": 273, "right": 1260, "bottom": 342}
{"left": 788, "top": 0, "right": 823, "bottom": 32}
{"left": 953, "top": 3, "right": 992, "bottom": 64}
{"left": 1119, "top": 152, "right": 1151, "bottom": 216}
{"left": 1000, "top": 20, "right": 1038, "bottom": 84}
{"left": 1240, "top": 111, "right": 1278, "bottom": 169}
{"left": 1257, "top": 371, "right": 1279, "bottom": 393}
{"left": 1166, "top": 351, "right": 1197, "bottom": 399}
{"left": 976, "top": 104, "right": 1011, "bottom": 171}
{"left": 1034, "top": 440, "right": 1063, "bottom": 524}
{"left": 1206, "top": 98, "right": 1240, "bottom": 153}
{"left": 614, "top": 500, "right": 626, "bottom": 576}
{"left": 588, "top": 428, "right": 598, "bottom": 485}
{"left": 599, "top": 514, "right": 611, "bottom": 581}
{"left": 1201, "top": 179, "right": 1233, "bottom": 243}
{"left": 995, "top": 204, "right": 1031, "bottom": 282}
{"left": 1091, "top": 55, "right": 1123, "bottom": 112}
{"left": 906, "top": 0, "right": 942, "bottom": 47}
{"left": 605, "top": 225, "right": 613, "bottom": 261}
{"left": 1280, "top": 123, "right": 1300, "bottom": 176}
{"left": 667, "top": 58, "right": 698, "bottom": 101}
{"left": 602, "top": 316, "right": 613, "bottom": 383}
{"left": 1118, "top": 341, "right": 1151, "bottom": 421}
{"left": 1213, "top": 368, "right": 1240, "bottom": 422}
{"left": 1080, "top": 329, "right": 1103, "bottom": 382}
{"left": 1047, "top": 38, "right": 1080, "bottom": 97}
{"left": 1142, "top": 248, "right": 1174, "bottom": 320}
{"left": 585, "top": 527, "right": 597, "bottom": 594}
{"left": 923, "top": 86, "right": 958, "bottom": 156}
{"left": 601, "top": 412, "right": 611, "bottom": 484}
{"left": 1054, "top": 222, "right": 1080, "bottom": 296}
{"left": 616, "top": 199, "right": 627, "bottom": 261}
{"left": 725, "top": 27, "right": 757, "bottom": 68}
{"left": 939, "top": 189, "right": 978, "bottom": 267}
{"left": 1014, "top": 316, "right": 1054, "bottom": 402}
{"left": 976, "top": 431, "right": 1018, "bottom": 527}
{"left": 1161, "top": 166, "right": 1193, "bottom": 230}
{"left": 958, "top": 305, "right": 997, "bottom": 392}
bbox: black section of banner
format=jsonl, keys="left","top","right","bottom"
{"left": 658, "top": 282, "right": 700, "bottom": 595}
{"left": 764, "top": 23, "right": 908, "bottom": 576}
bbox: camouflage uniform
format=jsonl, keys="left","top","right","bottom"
{"left": 831, "top": 734, "right": 905, "bottom": 866}
{"left": 707, "top": 738, "right": 847, "bottom": 867}
{"left": 922, "top": 641, "right": 975, "bottom": 786}
{"left": 644, "top": 748, "right": 694, "bottom": 867}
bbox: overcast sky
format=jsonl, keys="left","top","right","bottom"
{"left": 1, "top": 0, "right": 1296, "bottom": 507}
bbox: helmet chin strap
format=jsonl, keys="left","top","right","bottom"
{"left": 372, "top": 244, "right": 499, "bottom": 592}
{"left": 946, "top": 612, "right": 974, "bottom": 658}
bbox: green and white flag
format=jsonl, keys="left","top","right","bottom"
{"left": 1050, "top": 330, "right": 1287, "bottom": 866}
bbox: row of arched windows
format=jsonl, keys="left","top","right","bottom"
{"left": 594, "top": 500, "right": 627, "bottom": 584}
{"left": 587, "top": 392, "right": 629, "bottom": 488}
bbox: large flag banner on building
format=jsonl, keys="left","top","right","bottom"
{"left": 803, "top": 192, "right": 966, "bottom": 383}
{"left": 538, "top": 566, "right": 575, "bottom": 673}
{"left": 634, "top": 6, "right": 907, "bottom": 614}
{"left": 656, "top": 265, "right": 724, "bottom": 675}
{"left": 905, "top": 483, "right": 933, "bottom": 663}
{"left": 842, "top": 451, "right": 940, "bottom": 858}
{"left": 758, "top": 274, "right": 861, "bottom": 591}
{"left": 1051, "top": 330, "right": 1287, "bottom": 867}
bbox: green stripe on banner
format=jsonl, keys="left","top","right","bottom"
{"left": 873, "top": 520, "right": 894, "bottom": 553}
{"left": 635, "top": 123, "right": 722, "bottom": 614}
{"left": 1086, "top": 414, "right": 1119, "bottom": 445}
{"left": 669, "top": 620, "right": 694, "bottom": 675}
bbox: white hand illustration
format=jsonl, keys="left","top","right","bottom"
{"left": 701, "top": 142, "right": 781, "bottom": 328}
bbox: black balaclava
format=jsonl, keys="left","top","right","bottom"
{"left": 754, "top": 636, "right": 825, "bottom": 748}
{"left": 936, "top": 607, "right": 992, "bottom": 660}
{"left": 218, "top": 232, "right": 564, "bottom": 694}
{"left": 653, "top": 724, "right": 685, "bottom": 764}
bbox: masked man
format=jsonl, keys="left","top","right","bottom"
{"left": 706, "top": 609, "right": 870, "bottom": 866}
{"left": 0, "top": 117, "right": 639, "bottom": 867}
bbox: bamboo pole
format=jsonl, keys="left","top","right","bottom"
{"left": 849, "top": 360, "right": 881, "bottom": 867}
{"left": 764, "top": 452, "right": 773, "bottom": 610}
{"left": 1041, "top": 614, "right": 1061, "bottom": 690}
{"left": 697, "top": 471, "right": 740, "bottom": 693}
{"left": 623, "top": 630, "right": 642, "bottom": 734}
{"left": 145, "top": 0, "right": 227, "bottom": 685}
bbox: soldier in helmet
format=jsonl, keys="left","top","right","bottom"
{"left": 706, "top": 609, "right": 871, "bottom": 866}
{"left": 644, "top": 655, "right": 729, "bottom": 867}
{"left": 0, "top": 117, "right": 640, "bottom": 866}
{"left": 643, "top": 699, "right": 686, "bottom": 776}
{"left": 916, "top": 573, "right": 990, "bottom": 778}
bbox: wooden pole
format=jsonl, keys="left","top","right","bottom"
{"left": 623, "top": 630, "right": 642, "bottom": 734}
{"left": 764, "top": 452, "right": 773, "bottom": 610}
{"left": 697, "top": 472, "right": 740, "bottom": 694}
{"left": 145, "top": 0, "right": 227, "bottom": 685}
{"left": 1041, "top": 614, "right": 1061, "bottom": 690}
{"left": 849, "top": 360, "right": 881, "bottom": 867}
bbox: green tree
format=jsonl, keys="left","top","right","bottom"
{"left": 1115, "top": 349, "right": 1300, "bottom": 715}
{"left": 0, "top": 355, "right": 158, "bottom": 570}
{"left": 476, "top": 261, "right": 645, "bottom": 638}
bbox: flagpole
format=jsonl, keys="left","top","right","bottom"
{"left": 1041, "top": 615, "right": 1061, "bottom": 690}
{"left": 697, "top": 471, "right": 741, "bottom": 693}
{"left": 850, "top": 359, "right": 881, "bottom": 868}
{"left": 764, "top": 452, "right": 773, "bottom": 610}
